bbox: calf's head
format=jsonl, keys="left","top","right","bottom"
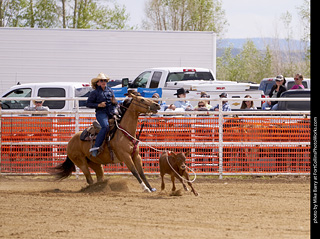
{"left": 170, "top": 151, "right": 190, "bottom": 173}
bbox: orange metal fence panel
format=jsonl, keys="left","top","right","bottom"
{"left": 223, "top": 145, "right": 310, "bottom": 174}
{"left": 0, "top": 115, "right": 310, "bottom": 175}
{"left": 1, "top": 144, "right": 66, "bottom": 174}
{"left": 223, "top": 117, "right": 310, "bottom": 142}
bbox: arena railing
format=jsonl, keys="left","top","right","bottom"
{"left": 0, "top": 97, "right": 311, "bottom": 178}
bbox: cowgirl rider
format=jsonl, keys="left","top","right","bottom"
{"left": 86, "top": 73, "right": 117, "bottom": 157}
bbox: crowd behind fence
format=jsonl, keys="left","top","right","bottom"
{"left": 0, "top": 97, "right": 311, "bottom": 178}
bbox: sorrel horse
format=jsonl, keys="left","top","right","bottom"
{"left": 50, "top": 94, "right": 160, "bottom": 192}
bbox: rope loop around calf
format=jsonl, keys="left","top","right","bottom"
{"left": 165, "top": 152, "right": 197, "bottom": 184}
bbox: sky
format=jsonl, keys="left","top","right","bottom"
{"left": 115, "top": 0, "right": 306, "bottom": 40}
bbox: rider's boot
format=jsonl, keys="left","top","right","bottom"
{"left": 89, "top": 147, "right": 100, "bottom": 157}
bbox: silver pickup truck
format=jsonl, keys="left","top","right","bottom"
{"left": 122, "top": 67, "right": 263, "bottom": 109}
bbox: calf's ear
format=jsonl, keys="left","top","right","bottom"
{"left": 168, "top": 151, "right": 176, "bottom": 157}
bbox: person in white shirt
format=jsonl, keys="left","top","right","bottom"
{"left": 24, "top": 99, "right": 49, "bottom": 115}
{"left": 24, "top": 99, "right": 49, "bottom": 111}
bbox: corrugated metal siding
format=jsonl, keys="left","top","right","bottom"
{"left": 0, "top": 28, "right": 216, "bottom": 94}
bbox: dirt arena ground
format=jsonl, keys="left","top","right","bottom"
{"left": 0, "top": 175, "right": 310, "bottom": 239}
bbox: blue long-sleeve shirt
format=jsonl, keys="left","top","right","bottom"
{"left": 211, "top": 102, "right": 231, "bottom": 111}
{"left": 174, "top": 100, "right": 193, "bottom": 110}
{"left": 86, "top": 86, "right": 116, "bottom": 117}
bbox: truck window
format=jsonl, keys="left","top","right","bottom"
{"left": 132, "top": 71, "right": 151, "bottom": 88}
{"left": 259, "top": 81, "right": 275, "bottom": 95}
{"left": 75, "top": 87, "right": 93, "bottom": 107}
{"left": 38, "top": 88, "right": 66, "bottom": 109}
{"left": 149, "top": 71, "right": 162, "bottom": 88}
{"left": 166, "top": 72, "right": 213, "bottom": 82}
{"left": 1, "top": 88, "right": 32, "bottom": 109}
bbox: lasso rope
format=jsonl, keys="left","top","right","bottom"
{"left": 115, "top": 120, "right": 197, "bottom": 183}
{"left": 164, "top": 152, "right": 197, "bottom": 184}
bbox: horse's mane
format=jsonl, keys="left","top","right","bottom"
{"left": 117, "top": 98, "right": 132, "bottom": 120}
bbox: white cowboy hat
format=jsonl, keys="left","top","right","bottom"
{"left": 91, "top": 72, "right": 110, "bottom": 89}
{"left": 32, "top": 97, "right": 45, "bottom": 105}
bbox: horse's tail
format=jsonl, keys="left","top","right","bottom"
{"left": 49, "top": 156, "right": 76, "bottom": 180}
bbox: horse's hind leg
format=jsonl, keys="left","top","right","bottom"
{"left": 80, "top": 165, "right": 93, "bottom": 185}
{"left": 74, "top": 159, "right": 94, "bottom": 185}
{"left": 87, "top": 159, "right": 104, "bottom": 182}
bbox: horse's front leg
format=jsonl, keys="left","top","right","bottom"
{"left": 115, "top": 151, "right": 151, "bottom": 192}
{"left": 133, "top": 153, "right": 156, "bottom": 192}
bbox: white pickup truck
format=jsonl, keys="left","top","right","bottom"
{"left": 123, "top": 67, "right": 263, "bottom": 109}
{"left": 0, "top": 82, "right": 94, "bottom": 115}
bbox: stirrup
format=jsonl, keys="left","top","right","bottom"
{"left": 89, "top": 147, "right": 99, "bottom": 152}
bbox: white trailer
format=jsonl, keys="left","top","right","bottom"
{"left": 0, "top": 28, "right": 216, "bottom": 94}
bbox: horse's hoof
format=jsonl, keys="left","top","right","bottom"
{"left": 143, "top": 188, "right": 151, "bottom": 193}
{"left": 151, "top": 188, "right": 156, "bottom": 192}
{"left": 140, "top": 182, "right": 151, "bottom": 193}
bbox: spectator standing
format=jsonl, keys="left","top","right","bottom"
{"left": 24, "top": 98, "right": 49, "bottom": 114}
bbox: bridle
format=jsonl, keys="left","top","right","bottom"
{"left": 122, "top": 97, "right": 157, "bottom": 115}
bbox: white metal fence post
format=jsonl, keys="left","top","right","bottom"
{"left": 74, "top": 99, "right": 80, "bottom": 179}
{"left": 218, "top": 99, "right": 223, "bottom": 179}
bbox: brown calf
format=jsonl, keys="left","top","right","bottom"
{"left": 159, "top": 151, "right": 198, "bottom": 196}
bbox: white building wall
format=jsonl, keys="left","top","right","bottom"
{"left": 0, "top": 28, "right": 216, "bottom": 94}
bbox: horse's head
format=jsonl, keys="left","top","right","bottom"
{"left": 129, "top": 94, "right": 160, "bottom": 114}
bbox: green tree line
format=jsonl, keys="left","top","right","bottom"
{"left": 217, "top": 38, "right": 310, "bottom": 83}
{"left": 142, "top": 0, "right": 228, "bottom": 37}
{"left": 0, "top": 0, "right": 131, "bottom": 29}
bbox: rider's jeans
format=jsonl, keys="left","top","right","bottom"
{"left": 94, "top": 112, "right": 109, "bottom": 148}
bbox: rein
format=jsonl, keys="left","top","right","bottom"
{"left": 117, "top": 122, "right": 140, "bottom": 157}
